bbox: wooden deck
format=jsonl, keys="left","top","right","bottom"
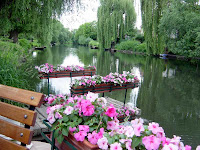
{"left": 32, "top": 97, "right": 140, "bottom": 140}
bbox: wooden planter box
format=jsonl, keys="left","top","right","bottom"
{"left": 38, "top": 70, "right": 96, "bottom": 79}
{"left": 47, "top": 132, "right": 99, "bottom": 150}
{"left": 71, "top": 81, "right": 139, "bottom": 95}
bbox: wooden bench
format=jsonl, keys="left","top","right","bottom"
{"left": 0, "top": 84, "right": 51, "bottom": 150}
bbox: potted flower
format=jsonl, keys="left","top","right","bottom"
{"left": 70, "top": 72, "right": 139, "bottom": 95}
{"left": 45, "top": 92, "right": 196, "bottom": 150}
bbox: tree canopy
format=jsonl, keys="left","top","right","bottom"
{"left": 0, "top": 0, "right": 79, "bottom": 43}
{"left": 97, "top": 0, "right": 136, "bottom": 49}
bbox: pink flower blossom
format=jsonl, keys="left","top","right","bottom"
{"left": 125, "top": 141, "right": 133, "bottom": 150}
{"left": 47, "top": 97, "right": 55, "bottom": 104}
{"left": 79, "top": 125, "right": 89, "bottom": 133}
{"left": 185, "top": 145, "right": 192, "bottom": 150}
{"left": 55, "top": 112, "right": 63, "bottom": 119}
{"left": 156, "top": 127, "right": 165, "bottom": 138}
{"left": 170, "top": 135, "right": 181, "bottom": 146}
{"left": 148, "top": 122, "right": 160, "bottom": 134}
{"left": 46, "top": 106, "right": 51, "bottom": 114}
{"left": 107, "top": 121, "right": 117, "bottom": 130}
{"left": 105, "top": 104, "right": 117, "bottom": 117}
{"left": 196, "top": 146, "right": 200, "bottom": 150}
{"left": 69, "top": 127, "right": 76, "bottom": 132}
{"left": 86, "top": 92, "right": 98, "bottom": 102}
{"left": 47, "top": 114, "right": 55, "bottom": 124}
{"left": 88, "top": 131, "right": 98, "bottom": 145}
{"left": 161, "top": 137, "right": 171, "bottom": 146}
{"left": 142, "top": 135, "right": 161, "bottom": 150}
{"left": 82, "top": 104, "right": 95, "bottom": 116}
{"left": 96, "top": 128, "right": 104, "bottom": 139}
{"left": 124, "top": 126, "right": 134, "bottom": 138}
{"left": 134, "top": 123, "right": 144, "bottom": 136}
{"left": 97, "top": 137, "right": 108, "bottom": 150}
{"left": 131, "top": 118, "right": 144, "bottom": 127}
{"left": 63, "top": 106, "right": 74, "bottom": 115}
{"left": 110, "top": 142, "right": 122, "bottom": 150}
{"left": 162, "top": 143, "right": 178, "bottom": 150}
{"left": 74, "top": 131, "right": 87, "bottom": 141}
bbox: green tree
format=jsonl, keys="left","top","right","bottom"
{"left": 74, "top": 21, "right": 97, "bottom": 43}
{"left": 0, "top": 0, "right": 79, "bottom": 43}
{"left": 97, "top": 0, "right": 136, "bottom": 49}
{"left": 141, "top": 0, "right": 168, "bottom": 55}
{"left": 159, "top": 0, "right": 200, "bottom": 57}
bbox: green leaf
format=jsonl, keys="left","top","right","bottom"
{"left": 77, "top": 118, "right": 82, "bottom": 124}
{"left": 145, "top": 130, "right": 152, "bottom": 135}
{"left": 131, "top": 137, "right": 142, "bottom": 148}
{"left": 63, "top": 116, "right": 69, "bottom": 122}
{"left": 57, "top": 134, "right": 64, "bottom": 144}
{"left": 54, "top": 128, "right": 60, "bottom": 138}
{"left": 62, "top": 127, "right": 69, "bottom": 136}
{"left": 51, "top": 121, "right": 58, "bottom": 131}
{"left": 108, "top": 137, "right": 114, "bottom": 144}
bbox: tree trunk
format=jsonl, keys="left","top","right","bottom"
{"left": 9, "top": 29, "right": 19, "bottom": 43}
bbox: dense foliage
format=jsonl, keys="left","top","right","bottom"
{"left": 159, "top": 0, "right": 200, "bottom": 57}
{"left": 97, "top": 0, "right": 136, "bottom": 49}
{"left": 141, "top": 0, "right": 200, "bottom": 57}
{"left": 0, "top": 0, "right": 79, "bottom": 44}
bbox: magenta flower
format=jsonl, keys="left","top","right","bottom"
{"left": 79, "top": 125, "right": 89, "bottom": 133}
{"left": 69, "top": 127, "right": 76, "bottom": 132}
{"left": 134, "top": 123, "right": 144, "bottom": 136}
{"left": 110, "top": 142, "right": 122, "bottom": 150}
{"left": 161, "top": 137, "right": 171, "bottom": 146}
{"left": 142, "top": 135, "right": 161, "bottom": 150}
{"left": 97, "top": 137, "right": 108, "bottom": 150}
{"left": 156, "top": 127, "right": 165, "bottom": 138}
{"left": 107, "top": 121, "right": 117, "bottom": 130}
{"left": 82, "top": 104, "right": 95, "bottom": 116}
{"left": 47, "top": 97, "right": 55, "bottom": 104}
{"left": 105, "top": 104, "right": 117, "bottom": 117}
{"left": 74, "top": 131, "right": 87, "bottom": 142}
{"left": 148, "top": 122, "right": 160, "bottom": 134}
{"left": 88, "top": 131, "right": 98, "bottom": 145}
{"left": 185, "top": 145, "right": 192, "bottom": 150}
{"left": 46, "top": 106, "right": 51, "bottom": 114}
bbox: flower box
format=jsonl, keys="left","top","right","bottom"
{"left": 71, "top": 81, "right": 139, "bottom": 95}
{"left": 46, "top": 131, "right": 99, "bottom": 150}
{"left": 38, "top": 70, "right": 96, "bottom": 79}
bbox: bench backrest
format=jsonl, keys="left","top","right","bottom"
{"left": 0, "top": 84, "right": 44, "bottom": 150}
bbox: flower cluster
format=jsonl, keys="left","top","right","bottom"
{"left": 45, "top": 92, "right": 199, "bottom": 150}
{"left": 35, "top": 63, "right": 96, "bottom": 74}
{"left": 71, "top": 71, "right": 139, "bottom": 88}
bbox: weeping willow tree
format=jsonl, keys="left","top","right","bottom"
{"left": 97, "top": 0, "right": 136, "bottom": 49}
{"left": 0, "top": 0, "right": 79, "bottom": 44}
{"left": 141, "top": 0, "right": 168, "bottom": 55}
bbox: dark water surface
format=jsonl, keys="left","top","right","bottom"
{"left": 32, "top": 45, "right": 200, "bottom": 148}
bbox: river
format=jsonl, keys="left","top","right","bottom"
{"left": 32, "top": 45, "right": 200, "bottom": 148}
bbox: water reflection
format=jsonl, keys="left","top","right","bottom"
{"left": 32, "top": 45, "right": 200, "bottom": 148}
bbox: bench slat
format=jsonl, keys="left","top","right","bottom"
{"left": 0, "top": 119, "right": 33, "bottom": 144}
{"left": 0, "top": 84, "right": 44, "bottom": 107}
{"left": 0, "top": 102, "right": 37, "bottom": 126}
{"left": 0, "top": 137, "right": 28, "bottom": 150}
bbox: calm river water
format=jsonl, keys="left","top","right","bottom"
{"left": 32, "top": 45, "right": 200, "bottom": 148}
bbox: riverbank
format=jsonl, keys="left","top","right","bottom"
{"left": 0, "top": 40, "right": 40, "bottom": 90}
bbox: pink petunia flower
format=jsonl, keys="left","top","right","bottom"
{"left": 55, "top": 112, "right": 63, "bottom": 119}
{"left": 134, "top": 123, "right": 144, "bottom": 136}
{"left": 69, "top": 127, "right": 76, "bottom": 132}
{"left": 162, "top": 143, "right": 178, "bottom": 150}
{"left": 185, "top": 145, "right": 192, "bottom": 150}
{"left": 105, "top": 104, "right": 117, "bottom": 118}
{"left": 79, "top": 125, "right": 89, "bottom": 133}
{"left": 63, "top": 106, "right": 74, "bottom": 115}
{"left": 148, "top": 122, "right": 160, "bottom": 134}
{"left": 47, "top": 114, "right": 55, "bottom": 124}
{"left": 110, "top": 142, "right": 122, "bottom": 150}
{"left": 88, "top": 131, "right": 98, "bottom": 145}
{"left": 47, "top": 97, "right": 55, "bottom": 104}
{"left": 97, "top": 137, "right": 108, "bottom": 150}
{"left": 142, "top": 135, "right": 161, "bottom": 150}
{"left": 196, "top": 145, "right": 200, "bottom": 150}
{"left": 107, "top": 121, "right": 117, "bottom": 130}
{"left": 74, "top": 131, "right": 87, "bottom": 142}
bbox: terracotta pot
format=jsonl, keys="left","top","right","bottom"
{"left": 49, "top": 132, "right": 99, "bottom": 150}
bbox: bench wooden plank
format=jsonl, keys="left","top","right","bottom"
{"left": 0, "top": 84, "right": 44, "bottom": 107}
{"left": 0, "top": 102, "right": 37, "bottom": 126}
{"left": 0, "top": 137, "right": 28, "bottom": 150}
{"left": 0, "top": 119, "right": 33, "bottom": 144}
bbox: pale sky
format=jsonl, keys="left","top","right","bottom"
{"left": 60, "top": 0, "right": 142, "bottom": 31}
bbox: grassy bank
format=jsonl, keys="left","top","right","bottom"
{"left": 0, "top": 40, "right": 39, "bottom": 90}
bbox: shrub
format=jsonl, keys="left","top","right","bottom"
{"left": 115, "top": 40, "right": 140, "bottom": 51}
{"left": 18, "top": 39, "right": 32, "bottom": 51}
{"left": 89, "top": 40, "right": 99, "bottom": 48}
{"left": 136, "top": 42, "right": 147, "bottom": 53}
